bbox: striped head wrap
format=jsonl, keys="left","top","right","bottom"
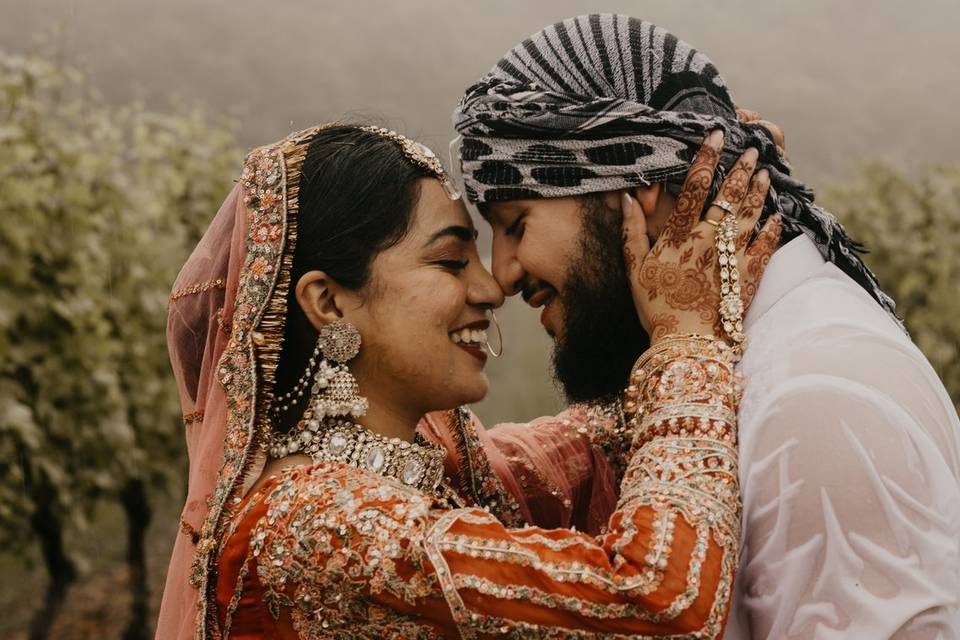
{"left": 453, "top": 13, "right": 901, "bottom": 324}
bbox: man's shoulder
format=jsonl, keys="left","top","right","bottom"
{"left": 738, "top": 262, "right": 953, "bottom": 426}
{"left": 744, "top": 261, "right": 911, "bottom": 365}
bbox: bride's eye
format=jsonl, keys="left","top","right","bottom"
{"left": 435, "top": 259, "right": 469, "bottom": 271}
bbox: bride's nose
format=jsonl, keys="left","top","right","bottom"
{"left": 466, "top": 260, "right": 505, "bottom": 309}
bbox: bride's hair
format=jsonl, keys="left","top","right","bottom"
{"left": 274, "top": 125, "right": 434, "bottom": 430}
{"left": 293, "top": 125, "right": 432, "bottom": 289}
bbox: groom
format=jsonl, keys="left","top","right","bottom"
{"left": 452, "top": 14, "right": 960, "bottom": 639}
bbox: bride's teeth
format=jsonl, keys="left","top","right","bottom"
{"left": 450, "top": 328, "right": 488, "bottom": 345}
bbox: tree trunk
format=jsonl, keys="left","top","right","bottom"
{"left": 27, "top": 491, "right": 77, "bottom": 640}
{"left": 121, "top": 477, "right": 152, "bottom": 640}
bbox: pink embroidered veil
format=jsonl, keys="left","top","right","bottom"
{"left": 157, "top": 124, "right": 319, "bottom": 638}
{"left": 156, "top": 125, "right": 620, "bottom": 639}
{"left": 157, "top": 177, "right": 249, "bottom": 639}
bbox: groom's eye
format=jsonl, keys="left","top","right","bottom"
{"left": 505, "top": 214, "right": 526, "bottom": 238}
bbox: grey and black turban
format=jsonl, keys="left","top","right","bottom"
{"left": 453, "top": 13, "right": 901, "bottom": 324}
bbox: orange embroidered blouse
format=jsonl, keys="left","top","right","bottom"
{"left": 215, "top": 337, "right": 741, "bottom": 639}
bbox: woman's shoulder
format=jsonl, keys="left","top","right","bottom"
{"left": 245, "top": 462, "right": 441, "bottom": 620}
{"left": 249, "top": 462, "right": 438, "bottom": 559}
{"left": 255, "top": 462, "right": 435, "bottom": 526}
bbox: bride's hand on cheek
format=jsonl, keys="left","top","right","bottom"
{"left": 621, "top": 130, "right": 782, "bottom": 345}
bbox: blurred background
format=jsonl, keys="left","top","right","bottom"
{"left": 1, "top": 1, "right": 957, "bottom": 637}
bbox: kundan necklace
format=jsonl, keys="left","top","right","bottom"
{"left": 269, "top": 417, "right": 446, "bottom": 495}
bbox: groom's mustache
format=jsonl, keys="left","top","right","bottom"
{"left": 520, "top": 278, "right": 555, "bottom": 306}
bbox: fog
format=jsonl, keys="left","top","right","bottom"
{"left": 4, "top": 0, "right": 957, "bottom": 422}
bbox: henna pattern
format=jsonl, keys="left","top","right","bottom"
{"left": 624, "top": 139, "right": 780, "bottom": 345}
{"left": 637, "top": 253, "right": 719, "bottom": 326}
{"left": 719, "top": 156, "right": 752, "bottom": 204}
{"left": 740, "top": 215, "right": 783, "bottom": 309}
{"left": 648, "top": 312, "right": 679, "bottom": 342}
{"left": 736, "top": 170, "right": 768, "bottom": 250}
{"left": 622, "top": 233, "right": 638, "bottom": 278}
{"left": 662, "top": 144, "right": 719, "bottom": 248}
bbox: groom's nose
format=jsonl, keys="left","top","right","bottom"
{"left": 491, "top": 234, "right": 524, "bottom": 296}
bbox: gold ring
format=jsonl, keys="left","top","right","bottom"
{"left": 705, "top": 219, "right": 720, "bottom": 227}
{"left": 712, "top": 199, "right": 737, "bottom": 216}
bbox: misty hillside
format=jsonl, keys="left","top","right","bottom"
{"left": 3, "top": 0, "right": 958, "bottom": 424}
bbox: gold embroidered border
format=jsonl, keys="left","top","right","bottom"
{"left": 169, "top": 278, "right": 226, "bottom": 301}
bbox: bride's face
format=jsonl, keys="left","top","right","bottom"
{"left": 343, "top": 178, "right": 504, "bottom": 414}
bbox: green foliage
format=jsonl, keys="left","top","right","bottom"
{"left": 0, "top": 50, "right": 241, "bottom": 553}
{"left": 823, "top": 163, "right": 960, "bottom": 408}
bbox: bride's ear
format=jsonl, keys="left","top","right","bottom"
{"left": 295, "top": 270, "right": 346, "bottom": 329}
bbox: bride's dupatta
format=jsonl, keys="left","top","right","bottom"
{"left": 158, "top": 127, "right": 323, "bottom": 639}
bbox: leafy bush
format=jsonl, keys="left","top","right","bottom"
{"left": 0, "top": 50, "right": 240, "bottom": 637}
{"left": 823, "top": 163, "right": 960, "bottom": 408}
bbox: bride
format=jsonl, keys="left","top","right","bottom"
{"left": 157, "top": 123, "right": 777, "bottom": 639}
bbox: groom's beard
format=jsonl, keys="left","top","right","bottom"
{"left": 552, "top": 197, "right": 651, "bottom": 403}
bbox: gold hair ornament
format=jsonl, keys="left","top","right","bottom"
{"left": 360, "top": 125, "right": 462, "bottom": 200}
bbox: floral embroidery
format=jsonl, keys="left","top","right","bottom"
{"left": 217, "top": 337, "right": 741, "bottom": 639}
{"left": 444, "top": 407, "right": 525, "bottom": 527}
{"left": 191, "top": 126, "right": 325, "bottom": 639}
{"left": 253, "top": 222, "right": 283, "bottom": 244}
{"left": 251, "top": 465, "right": 445, "bottom": 638}
{"left": 578, "top": 397, "right": 634, "bottom": 479}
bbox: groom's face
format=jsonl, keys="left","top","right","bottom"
{"left": 483, "top": 195, "right": 649, "bottom": 402}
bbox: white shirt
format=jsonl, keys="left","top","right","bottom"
{"left": 722, "top": 235, "right": 960, "bottom": 639}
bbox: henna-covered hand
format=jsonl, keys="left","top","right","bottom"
{"left": 621, "top": 130, "right": 782, "bottom": 345}
{"left": 736, "top": 105, "right": 787, "bottom": 158}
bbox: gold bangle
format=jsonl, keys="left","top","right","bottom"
{"left": 624, "top": 334, "right": 735, "bottom": 417}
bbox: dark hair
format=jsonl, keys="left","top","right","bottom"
{"left": 550, "top": 194, "right": 649, "bottom": 402}
{"left": 292, "top": 125, "right": 428, "bottom": 288}
{"left": 273, "top": 125, "right": 430, "bottom": 430}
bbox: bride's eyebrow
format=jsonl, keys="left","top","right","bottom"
{"left": 423, "top": 225, "right": 479, "bottom": 247}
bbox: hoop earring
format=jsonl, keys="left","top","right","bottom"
{"left": 484, "top": 310, "right": 503, "bottom": 358}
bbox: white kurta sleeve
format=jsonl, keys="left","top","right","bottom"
{"left": 735, "top": 332, "right": 960, "bottom": 639}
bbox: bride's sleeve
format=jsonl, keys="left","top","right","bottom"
{"left": 259, "top": 335, "right": 743, "bottom": 638}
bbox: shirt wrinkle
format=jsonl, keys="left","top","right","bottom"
{"left": 724, "top": 236, "right": 960, "bottom": 639}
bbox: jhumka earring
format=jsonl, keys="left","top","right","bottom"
{"left": 310, "top": 320, "right": 368, "bottom": 419}
{"left": 268, "top": 319, "right": 368, "bottom": 422}
{"left": 268, "top": 320, "right": 368, "bottom": 458}
{"left": 267, "top": 320, "right": 446, "bottom": 493}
